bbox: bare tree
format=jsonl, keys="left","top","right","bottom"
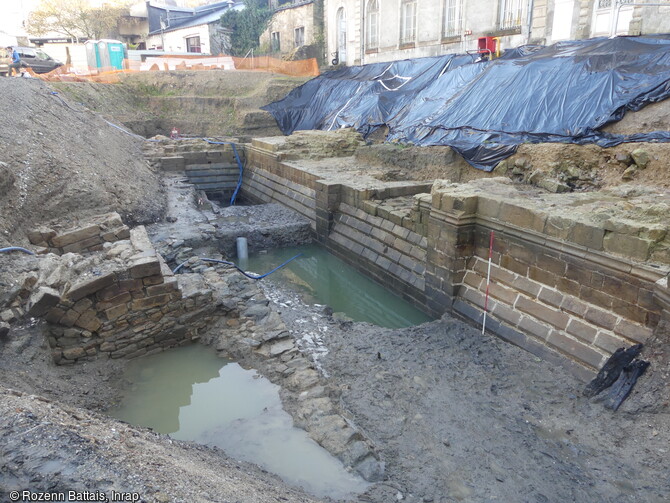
{"left": 26, "top": 0, "right": 131, "bottom": 40}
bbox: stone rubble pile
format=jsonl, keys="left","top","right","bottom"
{"left": 28, "top": 213, "right": 131, "bottom": 255}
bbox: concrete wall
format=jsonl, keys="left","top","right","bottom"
{"left": 241, "top": 140, "right": 670, "bottom": 379}
{"left": 261, "top": 2, "right": 316, "bottom": 54}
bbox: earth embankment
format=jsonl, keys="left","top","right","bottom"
{"left": 0, "top": 78, "right": 164, "bottom": 248}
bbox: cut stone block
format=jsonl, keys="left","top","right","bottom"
{"left": 26, "top": 286, "right": 61, "bottom": 317}
{"left": 66, "top": 273, "right": 116, "bottom": 302}
{"left": 51, "top": 225, "right": 100, "bottom": 248}
{"left": 74, "top": 310, "right": 102, "bottom": 332}
{"left": 62, "top": 347, "right": 86, "bottom": 360}
{"left": 129, "top": 256, "right": 161, "bottom": 279}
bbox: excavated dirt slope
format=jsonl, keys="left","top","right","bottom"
{"left": 52, "top": 71, "right": 309, "bottom": 139}
{"left": 0, "top": 78, "right": 164, "bottom": 248}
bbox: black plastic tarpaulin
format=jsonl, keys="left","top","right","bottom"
{"left": 262, "top": 37, "right": 670, "bottom": 171}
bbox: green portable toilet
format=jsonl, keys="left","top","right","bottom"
{"left": 86, "top": 39, "right": 126, "bottom": 71}
{"left": 104, "top": 40, "right": 126, "bottom": 70}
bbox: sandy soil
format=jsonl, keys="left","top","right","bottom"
{"left": 52, "top": 71, "right": 309, "bottom": 139}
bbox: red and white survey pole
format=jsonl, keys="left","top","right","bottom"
{"left": 482, "top": 230, "right": 495, "bottom": 334}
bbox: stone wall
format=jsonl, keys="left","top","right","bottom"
{"left": 28, "top": 213, "right": 131, "bottom": 255}
{"left": 243, "top": 137, "right": 433, "bottom": 308}
{"left": 242, "top": 139, "right": 670, "bottom": 377}
{"left": 654, "top": 275, "right": 670, "bottom": 325}
{"left": 149, "top": 147, "right": 245, "bottom": 201}
{"left": 154, "top": 148, "right": 245, "bottom": 174}
{"left": 260, "top": 2, "right": 315, "bottom": 54}
{"left": 328, "top": 201, "right": 428, "bottom": 307}
{"left": 25, "top": 225, "right": 218, "bottom": 364}
{"left": 427, "top": 179, "right": 669, "bottom": 377}
{"left": 243, "top": 140, "right": 319, "bottom": 229}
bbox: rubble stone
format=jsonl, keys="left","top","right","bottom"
{"left": 26, "top": 287, "right": 61, "bottom": 317}
{"left": 631, "top": 148, "right": 650, "bottom": 168}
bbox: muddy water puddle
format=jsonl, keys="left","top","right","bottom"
{"left": 108, "top": 343, "right": 369, "bottom": 500}
{"left": 247, "top": 244, "right": 432, "bottom": 328}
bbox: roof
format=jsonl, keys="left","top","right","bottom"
{"left": 149, "top": 1, "right": 244, "bottom": 35}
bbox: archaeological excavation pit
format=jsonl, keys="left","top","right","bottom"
{"left": 2, "top": 64, "right": 670, "bottom": 503}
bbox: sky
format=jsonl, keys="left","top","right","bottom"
{"left": 0, "top": 0, "right": 40, "bottom": 38}
{"left": 0, "top": 0, "right": 207, "bottom": 38}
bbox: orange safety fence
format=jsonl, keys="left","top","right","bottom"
{"left": 231, "top": 55, "right": 320, "bottom": 77}
{"left": 34, "top": 54, "right": 320, "bottom": 83}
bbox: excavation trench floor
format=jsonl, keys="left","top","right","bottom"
{"left": 258, "top": 279, "right": 670, "bottom": 503}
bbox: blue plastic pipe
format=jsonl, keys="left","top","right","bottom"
{"left": 173, "top": 253, "right": 302, "bottom": 279}
{"left": 0, "top": 247, "right": 35, "bottom": 255}
{"left": 204, "top": 139, "right": 244, "bottom": 206}
{"left": 200, "top": 254, "right": 302, "bottom": 279}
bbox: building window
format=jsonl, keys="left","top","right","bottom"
{"left": 336, "top": 7, "right": 347, "bottom": 62}
{"left": 443, "top": 0, "right": 463, "bottom": 37}
{"left": 499, "top": 0, "right": 523, "bottom": 30}
{"left": 294, "top": 26, "right": 305, "bottom": 47}
{"left": 596, "top": 0, "right": 632, "bottom": 7}
{"left": 400, "top": 0, "right": 417, "bottom": 45}
{"left": 366, "top": 0, "right": 380, "bottom": 50}
{"left": 185, "top": 36, "right": 201, "bottom": 53}
{"left": 271, "top": 32, "right": 281, "bottom": 52}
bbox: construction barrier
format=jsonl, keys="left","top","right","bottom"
{"left": 34, "top": 54, "right": 320, "bottom": 83}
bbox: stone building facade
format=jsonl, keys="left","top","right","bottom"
{"left": 260, "top": 0, "right": 325, "bottom": 62}
{"left": 261, "top": 1, "right": 316, "bottom": 54}
{"left": 323, "top": 0, "right": 670, "bottom": 67}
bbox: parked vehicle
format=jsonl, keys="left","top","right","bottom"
{"left": 0, "top": 47, "right": 10, "bottom": 76}
{"left": 14, "top": 46, "right": 63, "bottom": 74}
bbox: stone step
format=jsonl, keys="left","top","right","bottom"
{"left": 185, "top": 162, "right": 239, "bottom": 172}
{"left": 192, "top": 181, "right": 239, "bottom": 190}
{"left": 187, "top": 174, "right": 239, "bottom": 184}
{"left": 186, "top": 167, "right": 239, "bottom": 177}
